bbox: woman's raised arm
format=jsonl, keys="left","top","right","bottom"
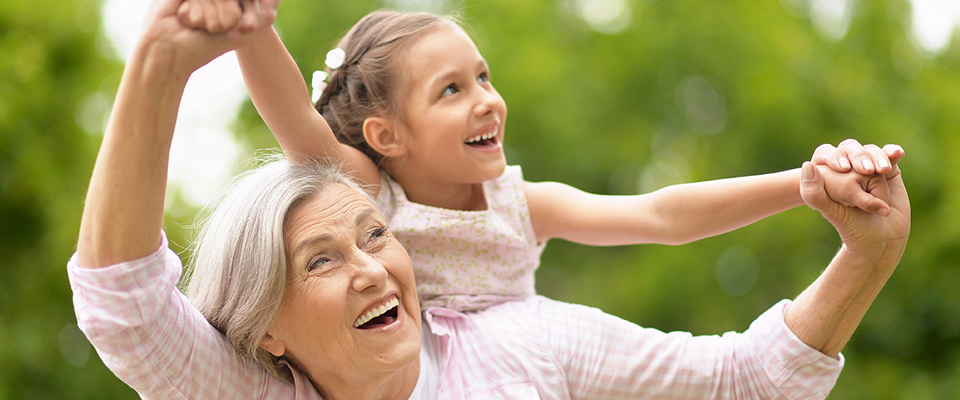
{"left": 76, "top": 0, "right": 275, "bottom": 268}
{"left": 786, "top": 161, "right": 910, "bottom": 358}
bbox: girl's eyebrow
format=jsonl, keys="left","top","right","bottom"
{"left": 429, "top": 59, "right": 489, "bottom": 89}
{"left": 429, "top": 69, "right": 459, "bottom": 89}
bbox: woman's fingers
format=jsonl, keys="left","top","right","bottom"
{"left": 800, "top": 162, "right": 833, "bottom": 215}
{"left": 216, "top": 0, "right": 243, "bottom": 33}
{"left": 236, "top": 0, "right": 263, "bottom": 33}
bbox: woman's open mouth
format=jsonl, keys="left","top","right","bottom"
{"left": 354, "top": 296, "right": 400, "bottom": 329}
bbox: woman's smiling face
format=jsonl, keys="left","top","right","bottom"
{"left": 260, "top": 183, "right": 421, "bottom": 393}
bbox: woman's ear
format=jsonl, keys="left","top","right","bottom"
{"left": 259, "top": 332, "right": 286, "bottom": 357}
{"left": 363, "top": 117, "right": 407, "bottom": 158}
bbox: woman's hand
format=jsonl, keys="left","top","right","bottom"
{"left": 176, "top": 0, "right": 244, "bottom": 33}
{"left": 175, "top": 0, "right": 281, "bottom": 36}
{"left": 801, "top": 160, "right": 909, "bottom": 255}
{"left": 808, "top": 139, "right": 905, "bottom": 216}
{"left": 785, "top": 158, "right": 909, "bottom": 357}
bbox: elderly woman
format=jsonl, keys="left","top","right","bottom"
{"left": 71, "top": 0, "right": 910, "bottom": 398}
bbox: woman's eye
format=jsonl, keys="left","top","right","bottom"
{"left": 441, "top": 84, "right": 458, "bottom": 97}
{"left": 362, "top": 227, "right": 388, "bottom": 252}
{"left": 308, "top": 257, "right": 330, "bottom": 271}
{"left": 369, "top": 227, "right": 387, "bottom": 241}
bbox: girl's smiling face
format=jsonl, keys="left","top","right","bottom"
{"left": 388, "top": 23, "right": 508, "bottom": 189}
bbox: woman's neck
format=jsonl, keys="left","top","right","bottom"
{"left": 311, "top": 356, "right": 421, "bottom": 400}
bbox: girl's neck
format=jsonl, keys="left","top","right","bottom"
{"left": 394, "top": 173, "right": 488, "bottom": 211}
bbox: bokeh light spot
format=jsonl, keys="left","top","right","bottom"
{"left": 715, "top": 246, "right": 759, "bottom": 297}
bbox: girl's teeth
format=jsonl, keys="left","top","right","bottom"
{"left": 466, "top": 127, "right": 498, "bottom": 143}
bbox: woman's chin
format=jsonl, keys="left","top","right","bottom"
{"left": 352, "top": 302, "right": 421, "bottom": 366}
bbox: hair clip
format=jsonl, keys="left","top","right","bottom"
{"left": 311, "top": 70, "right": 327, "bottom": 103}
{"left": 325, "top": 48, "right": 346, "bottom": 70}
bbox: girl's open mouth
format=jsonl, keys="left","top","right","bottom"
{"left": 464, "top": 126, "right": 499, "bottom": 147}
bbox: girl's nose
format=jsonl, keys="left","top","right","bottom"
{"left": 350, "top": 247, "right": 388, "bottom": 292}
{"left": 473, "top": 86, "right": 501, "bottom": 117}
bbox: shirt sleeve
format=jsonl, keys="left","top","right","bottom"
{"left": 540, "top": 297, "right": 843, "bottom": 400}
{"left": 67, "top": 233, "right": 286, "bottom": 400}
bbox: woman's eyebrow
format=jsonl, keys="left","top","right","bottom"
{"left": 355, "top": 208, "right": 376, "bottom": 226}
{"left": 291, "top": 208, "right": 378, "bottom": 257}
{"left": 293, "top": 234, "right": 334, "bottom": 258}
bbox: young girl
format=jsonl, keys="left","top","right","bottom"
{"left": 178, "top": 3, "right": 902, "bottom": 311}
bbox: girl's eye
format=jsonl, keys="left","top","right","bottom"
{"left": 477, "top": 72, "right": 489, "bottom": 84}
{"left": 441, "top": 84, "right": 458, "bottom": 97}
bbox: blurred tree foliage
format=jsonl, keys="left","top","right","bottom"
{"left": 0, "top": 0, "right": 135, "bottom": 398}
{"left": 2, "top": 0, "right": 958, "bottom": 398}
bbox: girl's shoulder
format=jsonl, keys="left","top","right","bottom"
{"left": 486, "top": 165, "right": 527, "bottom": 206}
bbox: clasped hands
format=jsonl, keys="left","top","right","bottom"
{"left": 806, "top": 139, "right": 909, "bottom": 256}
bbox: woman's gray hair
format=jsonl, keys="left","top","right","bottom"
{"left": 181, "top": 154, "right": 375, "bottom": 382}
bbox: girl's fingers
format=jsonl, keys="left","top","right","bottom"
{"left": 836, "top": 138, "right": 876, "bottom": 175}
{"left": 811, "top": 143, "right": 850, "bottom": 172}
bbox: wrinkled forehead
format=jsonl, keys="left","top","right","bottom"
{"left": 284, "top": 184, "right": 380, "bottom": 248}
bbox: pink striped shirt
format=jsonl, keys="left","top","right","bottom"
{"left": 69, "top": 235, "right": 843, "bottom": 399}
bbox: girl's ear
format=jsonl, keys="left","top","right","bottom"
{"left": 260, "top": 332, "right": 286, "bottom": 357}
{"left": 363, "top": 117, "right": 407, "bottom": 158}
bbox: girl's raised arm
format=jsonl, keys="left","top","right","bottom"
{"left": 525, "top": 170, "right": 806, "bottom": 246}
{"left": 234, "top": 28, "right": 380, "bottom": 185}
{"left": 526, "top": 143, "right": 903, "bottom": 246}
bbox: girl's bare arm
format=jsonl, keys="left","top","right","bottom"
{"left": 234, "top": 27, "right": 381, "bottom": 186}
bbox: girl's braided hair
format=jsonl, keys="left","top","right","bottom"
{"left": 314, "top": 10, "right": 458, "bottom": 165}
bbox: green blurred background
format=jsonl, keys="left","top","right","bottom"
{"left": 2, "top": 0, "right": 959, "bottom": 398}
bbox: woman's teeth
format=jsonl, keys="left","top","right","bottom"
{"left": 465, "top": 126, "right": 498, "bottom": 144}
{"left": 354, "top": 297, "right": 399, "bottom": 328}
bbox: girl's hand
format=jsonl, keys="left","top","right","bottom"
{"left": 817, "top": 165, "right": 891, "bottom": 216}
{"left": 807, "top": 139, "right": 905, "bottom": 215}
{"left": 177, "top": 0, "right": 260, "bottom": 34}
{"left": 811, "top": 139, "right": 904, "bottom": 176}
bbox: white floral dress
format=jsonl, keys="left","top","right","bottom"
{"left": 377, "top": 166, "right": 546, "bottom": 311}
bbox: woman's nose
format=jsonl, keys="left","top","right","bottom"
{"left": 349, "top": 248, "right": 388, "bottom": 292}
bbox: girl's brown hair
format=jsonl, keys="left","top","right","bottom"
{"left": 314, "top": 11, "right": 459, "bottom": 165}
